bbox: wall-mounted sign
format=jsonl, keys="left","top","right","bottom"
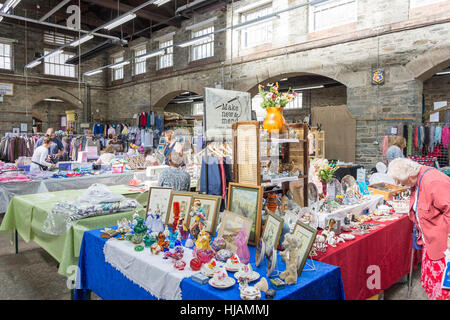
{"left": 0, "top": 83, "right": 13, "bottom": 96}
{"left": 203, "top": 87, "right": 251, "bottom": 140}
{"left": 371, "top": 68, "right": 385, "bottom": 85}
{"left": 20, "top": 123, "right": 27, "bottom": 132}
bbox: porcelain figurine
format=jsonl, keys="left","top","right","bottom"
{"left": 146, "top": 209, "right": 164, "bottom": 234}
{"left": 195, "top": 229, "right": 212, "bottom": 251}
{"left": 163, "top": 225, "right": 171, "bottom": 238}
{"left": 234, "top": 227, "right": 250, "bottom": 264}
{"left": 157, "top": 231, "right": 170, "bottom": 250}
{"left": 279, "top": 233, "right": 302, "bottom": 285}
{"left": 185, "top": 234, "right": 194, "bottom": 248}
{"left": 189, "top": 199, "right": 206, "bottom": 240}
{"left": 150, "top": 243, "right": 161, "bottom": 255}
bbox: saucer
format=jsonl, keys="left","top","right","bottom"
{"left": 225, "top": 262, "right": 243, "bottom": 272}
{"left": 201, "top": 264, "right": 218, "bottom": 277}
{"left": 234, "top": 271, "right": 260, "bottom": 282}
{"left": 209, "top": 277, "right": 236, "bottom": 289}
{"left": 340, "top": 233, "right": 355, "bottom": 241}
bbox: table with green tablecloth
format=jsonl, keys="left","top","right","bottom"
{"left": 0, "top": 185, "right": 148, "bottom": 277}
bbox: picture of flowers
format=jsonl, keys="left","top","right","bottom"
{"left": 227, "top": 183, "right": 263, "bottom": 246}
{"left": 217, "top": 210, "right": 253, "bottom": 253}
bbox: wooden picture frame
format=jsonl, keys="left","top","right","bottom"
{"left": 232, "top": 121, "right": 261, "bottom": 185}
{"left": 146, "top": 187, "right": 172, "bottom": 223}
{"left": 261, "top": 212, "right": 284, "bottom": 257}
{"left": 292, "top": 221, "right": 318, "bottom": 276}
{"left": 186, "top": 194, "right": 222, "bottom": 235}
{"left": 227, "top": 182, "right": 263, "bottom": 246}
{"left": 165, "top": 191, "right": 197, "bottom": 227}
{"left": 216, "top": 210, "right": 253, "bottom": 253}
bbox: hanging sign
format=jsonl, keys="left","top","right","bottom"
{"left": 371, "top": 68, "right": 385, "bottom": 85}
{"left": 0, "top": 83, "right": 14, "bottom": 96}
{"left": 66, "top": 5, "right": 80, "bottom": 30}
{"left": 203, "top": 87, "right": 251, "bottom": 140}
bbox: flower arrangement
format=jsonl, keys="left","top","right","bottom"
{"left": 314, "top": 160, "right": 339, "bottom": 184}
{"left": 258, "top": 82, "right": 297, "bottom": 109}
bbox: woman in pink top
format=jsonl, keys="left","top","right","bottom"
{"left": 388, "top": 158, "right": 450, "bottom": 300}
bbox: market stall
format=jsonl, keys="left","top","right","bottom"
{"left": 73, "top": 227, "right": 345, "bottom": 300}
{"left": 0, "top": 184, "right": 148, "bottom": 277}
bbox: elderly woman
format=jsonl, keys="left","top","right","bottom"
{"left": 386, "top": 136, "right": 406, "bottom": 164}
{"left": 158, "top": 150, "right": 190, "bottom": 191}
{"left": 387, "top": 158, "right": 450, "bottom": 300}
{"left": 96, "top": 145, "right": 116, "bottom": 165}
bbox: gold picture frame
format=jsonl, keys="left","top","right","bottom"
{"left": 165, "top": 191, "right": 197, "bottom": 227}
{"left": 292, "top": 221, "right": 318, "bottom": 276}
{"left": 227, "top": 182, "right": 263, "bottom": 246}
{"left": 186, "top": 194, "right": 222, "bottom": 235}
{"left": 261, "top": 212, "right": 284, "bottom": 257}
{"left": 146, "top": 187, "right": 172, "bottom": 223}
{"left": 216, "top": 210, "right": 253, "bottom": 253}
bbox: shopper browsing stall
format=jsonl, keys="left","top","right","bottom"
{"left": 158, "top": 150, "right": 190, "bottom": 191}
{"left": 386, "top": 136, "right": 406, "bottom": 164}
{"left": 96, "top": 145, "right": 116, "bottom": 165}
{"left": 108, "top": 135, "right": 124, "bottom": 153}
{"left": 387, "top": 158, "right": 450, "bottom": 300}
{"left": 34, "top": 128, "right": 64, "bottom": 163}
{"left": 163, "top": 130, "right": 182, "bottom": 166}
{"left": 30, "top": 137, "right": 57, "bottom": 172}
{"left": 144, "top": 148, "right": 159, "bottom": 166}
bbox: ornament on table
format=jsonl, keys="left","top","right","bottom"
{"left": 130, "top": 216, "right": 148, "bottom": 251}
{"left": 163, "top": 225, "right": 171, "bottom": 238}
{"left": 157, "top": 231, "right": 170, "bottom": 250}
{"left": 163, "top": 245, "right": 184, "bottom": 261}
{"left": 145, "top": 207, "right": 164, "bottom": 234}
{"left": 189, "top": 257, "right": 202, "bottom": 271}
{"left": 279, "top": 233, "right": 302, "bottom": 285}
{"left": 185, "top": 234, "right": 194, "bottom": 248}
{"left": 234, "top": 227, "right": 250, "bottom": 264}
{"left": 172, "top": 201, "right": 180, "bottom": 233}
{"left": 240, "top": 286, "right": 261, "bottom": 300}
{"left": 225, "top": 255, "right": 243, "bottom": 272}
{"left": 194, "top": 229, "right": 212, "bottom": 251}
{"left": 174, "top": 233, "right": 182, "bottom": 247}
{"left": 150, "top": 243, "right": 161, "bottom": 255}
{"left": 254, "top": 277, "right": 269, "bottom": 293}
{"left": 195, "top": 248, "right": 215, "bottom": 264}
{"left": 144, "top": 232, "right": 157, "bottom": 248}
{"left": 178, "top": 216, "right": 189, "bottom": 239}
{"left": 174, "top": 260, "right": 186, "bottom": 270}
{"left": 201, "top": 258, "right": 219, "bottom": 277}
{"left": 117, "top": 218, "right": 131, "bottom": 240}
{"left": 215, "top": 249, "right": 233, "bottom": 262}
{"left": 211, "top": 237, "right": 226, "bottom": 252}
{"left": 189, "top": 199, "right": 206, "bottom": 240}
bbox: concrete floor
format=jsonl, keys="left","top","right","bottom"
{"left": 0, "top": 215, "right": 428, "bottom": 300}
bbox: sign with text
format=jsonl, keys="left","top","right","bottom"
{"left": 0, "top": 83, "right": 13, "bottom": 96}
{"left": 203, "top": 87, "right": 251, "bottom": 139}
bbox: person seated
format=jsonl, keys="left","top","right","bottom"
{"left": 96, "top": 145, "right": 116, "bottom": 165}
{"left": 157, "top": 150, "right": 191, "bottom": 191}
{"left": 30, "top": 137, "right": 57, "bottom": 172}
{"left": 144, "top": 148, "right": 159, "bottom": 166}
{"left": 108, "top": 135, "right": 124, "bottom": 153}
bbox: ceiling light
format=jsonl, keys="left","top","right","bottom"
{"left": 70, "top": 34, "right": 94, "bottom": 47}
{"left": 293, "top": 85, "right": 324, "bottom": 91}
{"left": 174, "top": 99, "right": 194, "bottom": 104}
{"left": 436, "top": 70, "right": 450, "bottom": 76}
{"left": 177, "top": 35, "right": 212, "bottom": 47}
{"left": 103, "top": 13, "right": 136, "bottom": 31}
{"left": 26, "top": 60, "right": 42, "bottom": 68}
{"left": 138, "top": 49, "right": 165, "bottom": 59}
{"left": 44, "top": 98, "right": 64, "bottom": 102}
{"left": 109, "top": 61, "right": 129, "bottom": 69}
{"left": 84, "top": 69, "right": 103, "bottom": 76}
{"left": 233, "top": 15, "right": 279, "bottom": 31}
{"left": 280, "top": 78, "right": 288, "bottom": 81}
{"left": 154, "top": 0, "right": 171, "bottom": 6}
{"left": 1, "top": 0, "right": 21, "bottom": 13}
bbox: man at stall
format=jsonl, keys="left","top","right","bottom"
{"left": 34, "top": 128, "right": 64, "bottom": 163}
{"left": 157, "top": 150, "right": 190, "bottom": 191}
{"left": 387, "top": 158, "right": 450, "bottom": 300}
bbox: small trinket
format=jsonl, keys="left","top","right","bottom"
{"left": 174, "top": 260, "right": 186, "bottom": 271}
{"left": 240, "top": 286, "right": 261, "bottom": 300}
{"left": 270, "top": 278, "right": 285, "bottom": 290}
{"left": 215, "top": 249, "right": 233, "bottom": 262}
{"left": 189, "top": 258, "right": 202, "bottom": 271}
{"left": 157, "top": 231, "right": 170, "bottom": 249}
{"left": 185, "top": 234, "right": 194, "bottom": 248}
{"left": 191, "top": 273, "right": 209, "bottom": 285}
{"left": 134, "top": 245, "right": 144, "bottom": 252}
{"left": 150, "top": 243, "right": 161, "bottom": 255}
{"left": 265, "top": 289, "right": 276, "bottom": 299}
{"left": 195, "top": 229, "right": 212, "bottom": 250}
{"left": 195, "top": 248, "right": 215, "bottom": 264}
{"left": 211, "top": 237, "right": 226, "bottom": 252}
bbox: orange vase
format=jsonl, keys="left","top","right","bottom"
{"left": 263, "top": 107, "right": 286, "bottom": 133}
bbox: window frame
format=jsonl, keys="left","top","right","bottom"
{"left": 192, "top": 102, "right": 204, "bottom": 116}
{"left": 190, "top": 25, "right": 215, "bottom": 62}
{"left": 43, "top": 31, "right": 75, "bottom": 46}
{"left": 308, "top": 0, "right": 357, "bottom": 33}
{"left": 43, "top": 49, "right": 76, "bottom": 78}
{"left": 133, "top": 45, "right": 147, "bottom": 76}
{"left": 158, "top": 38, "right": 174, "bottom": 70}
{"left": 0, "top": 42, "right": 13, "bottom": 71}
{"left": 239, "top": 4, "right": 273, "bottom": 49}
{"left": 111, "top": 53, "right": 125, "bottom": 81}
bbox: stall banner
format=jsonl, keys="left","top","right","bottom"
{"left": 0, "top": 83, "right": 13, "bottom": 96}
{"left": 203, "top": 88, "right": 251, "bottom": 140}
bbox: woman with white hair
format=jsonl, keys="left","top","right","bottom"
{"left": 387, "top": 158, "right": 450, "bottom": 300}
{"left": 157, "top": 150, "right": 190, "bottom": 191}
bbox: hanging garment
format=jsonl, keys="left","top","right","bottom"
{"left": 424, "top": 126, "right": 430, "bottom": 148}
{"left": 429, "top": 125, "right": 435, "bottom": 152}
{"left": 434, "top": 125, "right": 442, "bottom": 145}
{"left": 414, "top": 126, "right": 418, "bottom": 150}
{"left": 218, "top": 157, "right": 226, "bottom": 199}
{"left": 200, "top": 156, "right": 222, "bottom": 196}
{"left": 442, "top": 126, "right": 450, "bottom": 149}
{"left": 407, "top": 124, "right": 413, "bottom": 156}
{"left": 382, "top": 136, "right": 390, "bottom": 158}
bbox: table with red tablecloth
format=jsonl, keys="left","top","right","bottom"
{"left": 313, "top": 214, "right": 422, "bottom": 300}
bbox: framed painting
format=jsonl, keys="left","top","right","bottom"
{"left": 261, "top": 212, "right": 284, "bottom": 257}
{"left": 186, "top": 194, "right": 222, "bottom": 234}
{"left": 227, "top": 182, "right": 263, "bottom": 246}
{"left": 292, "top": 221, "right": 318, "bottom": 276}
{"left": 166, "top": 191, "right": 197, "bottom": 226}
{"left": 216, "top": 210, "right": 253, "bottom": 253}
{"left": 146, "top": 187, "right": 172, "bottom": 223}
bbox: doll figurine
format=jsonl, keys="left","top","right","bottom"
{"left": 146, "top": 208, "right": 164, "bottom": 234}
{"left": 189, "top": 199, "right": 206, "bottom": 240}
{"left": 185, "top": 234, "right": 194, "bottom": 248}
{"left": 157, "top": 231, "right": 170, "bottom": 250}
{"left": 195, "top": 229, "right": 212, "bottom": 251}
{"left": 234, "top": 227, "right": 250, "bottom": 264}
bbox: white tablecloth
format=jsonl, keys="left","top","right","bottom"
{"left": 103, "top": 238, "right": 197, "bottom": 300}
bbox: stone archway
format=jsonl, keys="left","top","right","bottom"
{"left": 29, "top": 86, "right": 84, "bottom": 110}
{"left": 153, "top": 89, "right": 202, "bottom": 115}
{"left": 405, "top": 46, "right": 450, "bottom": 81}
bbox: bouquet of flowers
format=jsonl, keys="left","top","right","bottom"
{"left": 258, "top": 82, "right": 297, "bottom": 109}
{"left": 314, "top": 160, "right": 338, "bottom": 184}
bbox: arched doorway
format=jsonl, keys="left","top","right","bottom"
{"left": 32, "top": 96, "right": 82, "bottom": 133}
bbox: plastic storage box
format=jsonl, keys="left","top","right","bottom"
{"left": 112, "top": 164, "right": 124, "bottom": 174}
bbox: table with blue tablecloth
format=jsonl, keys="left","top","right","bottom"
{"left": 74, "top": 227, "right": 345, "bottom": 300}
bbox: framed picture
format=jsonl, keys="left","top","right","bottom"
{"left": 186, "top": 194, "right": 222, "bottom": 234}
{"left": 227, "top": 182, "right": 263, "bottom": 246}
{"left": 261, "top": 212, "right": 284, "bottom": 256}
{"left": 157, "top": 144, "right": 165, "bottom": 154}
{"left": 12, "top": 128, "right": 19, "bottom": 134}
{"left": 166, "top": 191, "right": 197, "bottom": 226}
{"left": 146, "top": 187, "right": 172, "bottom": 223}
{"left": 292, "top": 221, "right": 318, "bottom": 276}
{"left": 216, "top": 210, "right": 253, "bottom": 253}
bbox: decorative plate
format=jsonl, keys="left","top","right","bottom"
{"left": 266, "top": 248, "right": 277, "bottom": 278}
{"left": 201, "top": 263, "right": 218, "bottom": 277}
{"left": 234, "top": 271, "right": 260, "bottom": 282}
{"left": 339, "top": 233, "right": 355, "bottom": 241}
{"left": 225, "top": 262, "right": 244, "bottom": 272}
{"left": 341, "top": 175, "right": 360, "bottom": 196}
{"left": 209, "top": 277, "right": 236, "bottom": 289}
{"left": 326, "top": 178, "right": 342, "bottom": 199}
{"left": 255, "top": 238, "right": 265, "bottom": 267}
{"left": 308, "top": 183, "right": 319, "bottom": 204}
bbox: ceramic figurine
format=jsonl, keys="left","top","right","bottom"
{"left": 150, "top": 243, "right": 161, "bottom": 255}
{"left": 189, "top": 199, "right": 206, "bottom": 240}
{"left": 279, "top": 233, "right": 302, "bottom": 285}
{"left": 185, "top": 234, "right": 194, "bottom": 248}
{"left": 195, "top": 229, "right": 212, "bottom": 251}
{"left": 234, "top": 227, "right": 250, "bottom": 264}
{"left": 163, "top": 225, "right": 171, "bottom": 238}
{"left": 146, "top": 209, "right": 164, "bottom": 234}
{"left": 157, "top": 231, "right": 170, "bottom": 250}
